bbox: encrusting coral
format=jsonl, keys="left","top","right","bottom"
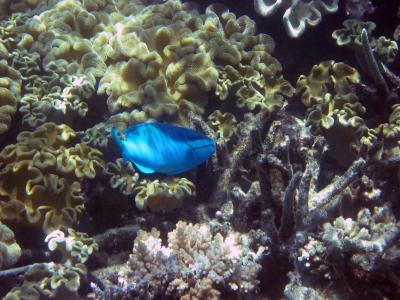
{"left": 0, "top": 122, "right": 104, "bottom": 233}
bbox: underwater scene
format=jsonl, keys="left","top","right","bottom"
{"left": 0, "top": 0, "right": 399, "bottom": 299}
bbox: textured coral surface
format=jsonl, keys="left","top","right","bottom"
{"left": 0, "top": 0, "right": 399, "bottom": 299}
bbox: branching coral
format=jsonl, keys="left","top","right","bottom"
{"left": 0, "top": 122, "right": 104, "bottom": 233}
{"left": 322, "top": 205, "right": 399, "bottom": 272}
{"left": 254, "top": 0, "right": 339, "bottom": 38}
{"left": 99, "top": 221, "right": 264, "bottom": 299}
{"left": 297, "top": 204, "right": 400, "bottom": 282}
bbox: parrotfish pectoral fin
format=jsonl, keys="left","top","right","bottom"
{"left": 134, "top": 162, "right": 156, "bottom": 174}
{"left": 184, "top": 138, "right": 216, "bottom": 163}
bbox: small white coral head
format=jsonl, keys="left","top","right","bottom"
{"left": 224, "top": 233, "right": 242, "bottom": 260}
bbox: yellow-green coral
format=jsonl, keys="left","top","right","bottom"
{"left": 332, "top": 19, "right": 376, "bottom": 47}
{"left": 306, "top": 93, "right": 367, "bottom": 166}
{"left": 105, "top": 158, "right": 139, "bottom": 195}
{"left": 0, "top": 122, "right": 104, "bottom": 233}
{"left": 207, "top": 110, "right": 237, "bottom": 144}
{"left": 297, "top": 61, "right": 366, "bottom": 166}
{"left": 332, "top": 19, "right": 398, "bottom": 64}
{"left": 0, "top": 60, "right": 21, "bottom": 134}
{"left": 0, "top": 221, "right": 21, "bottom": 270}
{"left": 81, "top": 109, "right": 150, "bottom": 148}
{"left": 134, "top": 177, "right": 195, "bottom": 212}
{"left": 1, "top": 0, "right": 291, "bottom": 132}
{"left": 4, "top": 227, "right": 97, "bottom": 299}
{"left": 296, "top": 60, "right": 360, "bottom": 107}
{"left": 374, "top": 36, "right": 398, "bottom": 64}
{"left": 45, "top": 227, "right": 98, "bottom": 267}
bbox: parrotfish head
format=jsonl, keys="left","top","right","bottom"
{"left": 111, "top": 127, "right": 126, "bottom": 150}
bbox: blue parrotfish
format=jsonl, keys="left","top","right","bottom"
{"left": 111, "top": 122, "right": 216, "bottom": 175}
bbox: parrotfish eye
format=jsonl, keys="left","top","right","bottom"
{"left": 118, "top": 132, "right": 126, "bottom": 140}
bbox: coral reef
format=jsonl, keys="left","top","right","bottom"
{"left": 0, "top": 0, "right": 399, "bottom": 299}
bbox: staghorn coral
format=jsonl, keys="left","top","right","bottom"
{"left": 254, "top": 0, "right": 339, "bottom": 38}
{"left": 0, "top": 122, "right": 104, "bottom": 233}
{"left": 113, "top": 221, "right": 264, "bottom": 299}
{"left": 133, "top": 177, "right": 195, "bottom": 212}
{"left": 0, "top": 222, "right": 21, "bottom": 270}
{"left": 0, "top": 59, "right": 21, "bottom": 134}
{"left": 394, "top": 24, "right": 400, "bottom": 41}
